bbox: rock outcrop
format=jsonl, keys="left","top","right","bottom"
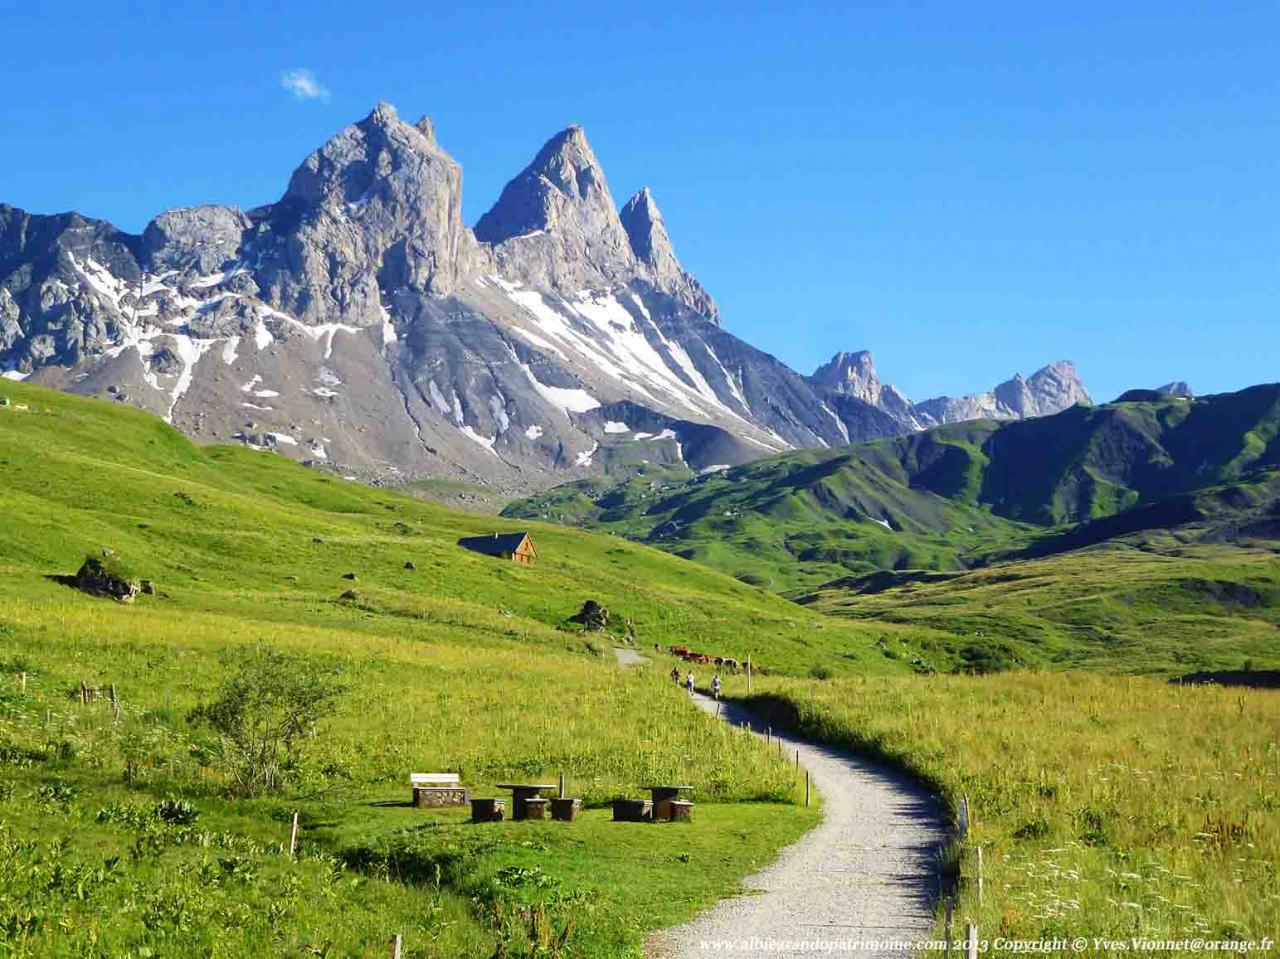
{"left": 71, "top": 554, "right": 140, "bottom": 603}
{"left": 142, "top": 205, "right": 250, "bottom": 276}
{"left": 569, "top": 599, "right": 610, "bottom": 631}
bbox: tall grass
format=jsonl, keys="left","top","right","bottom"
{"left": 751, "top": 672, "right": 1280, "bottom": 944}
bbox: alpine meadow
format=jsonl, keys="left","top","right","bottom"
{"left": 4, "top": 7, "right": 1280, "bottom": 955}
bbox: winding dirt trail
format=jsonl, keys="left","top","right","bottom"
{"left": 647, "top": 692, "right": 949, "bottom": 959}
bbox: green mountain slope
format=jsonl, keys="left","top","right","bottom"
{"left": 0, "top": 379, "right": 904, "bottom": 676}
{"left": 794, "top": 541, "right": 1280, "bottom": 674}
{"left": 504, "top": 384, "right": 1280, "bottom": 588}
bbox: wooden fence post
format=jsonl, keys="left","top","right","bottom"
{"left": 959, "top": 794, "right": 970, "bottom": 839}
{"left": 965, "top": 921, "right": 978, "bottom": 959}
{"left": 976, "top": 846, "right": 984, "bottom": 904}
{"left": 944, "top": 897, "right": 953, "bottom": 957}
{"left": 805, "top": 770, "right": 811, "bottom": 807}
{"left": 288, "top": 810, "right": 300, "bottom": 857}
{"left": 80, "top": 680, "right": 88, "bottom": 705}
{"left": 389, "top": 933, "right": 403, "bottom": 959}
{"left": 558, "top": 772, "right": 565, "bottom": 799}
{"left": 746, "top": 656, "right": 752, "bottom": 693}
{"left": 19, "top": 672, "right": 25, "bottom": 695}
{"left": 766, "top": 726, "right": 771, "bottom": 746}
{"left": 794, "top": 748, "right": 800, "bottom": 769}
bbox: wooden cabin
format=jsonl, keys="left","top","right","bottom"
{"left": 457, "top": 531, "right": 538, "bottom": 565}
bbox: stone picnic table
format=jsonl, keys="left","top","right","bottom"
{"left": 495, "top": 783, "right": 559, "bottom": 820}
{"left": 643, "top": 784, "right": 693, "bottom": 821}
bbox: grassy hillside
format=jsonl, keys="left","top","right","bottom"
{"left": 0, "top": 380, "right": 895, "bottom": 956}
{"left": 795, "top": 542, "right": 1280, "bottom": 675}
{"left": 504, "top": 386, "right": 1280, "bottom": 591}
{"left": 738, "top": 672, "right": 1280, "bottom": 945}
{"left": 0, "top": 379, "right": 907, "bottom": 677}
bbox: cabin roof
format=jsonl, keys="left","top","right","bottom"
{"left": 457, "top": 532, "right": 535, "bottom": 557}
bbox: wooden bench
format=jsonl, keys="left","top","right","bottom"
{"left": 411, "top": 772, "right": 470, "bottom": 808}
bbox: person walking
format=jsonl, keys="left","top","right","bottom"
{"left": 711, "top": 673, "right": 722, "bottom": 700}
{"left": 685, "top": 670, "right": 695, "bottom": 695}
{"left": 671, "top": 666, "right": 681, "bottom": 685}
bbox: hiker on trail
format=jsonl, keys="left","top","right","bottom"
{"left": 671, "top": 666, "right": 681, "bottom": 685}
{"left": 711, "top": 674, "right": 722, "bottom": 700}
{"left": 685, "top": 671, "right": 695, "bottom": 695}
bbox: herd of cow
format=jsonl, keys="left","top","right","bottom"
{"left": 664, "top": 645, "right": 763, "bottom": 674}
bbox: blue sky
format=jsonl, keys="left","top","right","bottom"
{"left": 2, "top": 1, "right": 1276, "bottom": 402}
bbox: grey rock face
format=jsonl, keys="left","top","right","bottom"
{"left": 143, "top": 206, "right": 249, "bottom": 275}
{"left": 619, "top": 188, "right": 719, "bottom": 323}
{"left": 475, "top": 126, "right": 637, "bottom": 295}
{"left": 0, "top": 204, "right": 141, "bottom": 369}
{"left": 0, "top": 287, "right": 20, "bottom": 354}
{"left": 812, "top": 350, "right": 883, "bottom": 405}
{"left": 915, "top": 360, "right": 1091, "bottom": 425}
{"left": 0, "top": 104, "right": 1091, "bottom": 494}
{"left": 254, "top": 101, "right": 472, "bottom": 326}
{"left": 1156, "top": 381, "right": 1194, "bottom": 398}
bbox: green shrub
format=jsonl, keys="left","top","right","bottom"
{"left": 188, "top": 645, "right": 345, "bottom": 796}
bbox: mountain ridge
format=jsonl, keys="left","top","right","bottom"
{"left": 504, "top": 381, "right": 1280, "bottom": 589}
{"left": 1, "top": 102, "right": 1088, "bottom": 492}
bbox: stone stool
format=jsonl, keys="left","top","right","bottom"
{"left": 551, "top": 798, "right": 582, "bottom": 821}
{"left": 670, "top": 800, "right": 694, "bottom": 822}
{"left": 612, "top": 798, "right": 652, "bottom": 822}
{"left": 471, "top": 798, "right": 505, "bottom": 823}
{"left": 524, "top": 798, "right": 550, "bottom": 820}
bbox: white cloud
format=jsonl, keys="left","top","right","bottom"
{"left": 280, "top": 69, "right": 330, "bottom": 102}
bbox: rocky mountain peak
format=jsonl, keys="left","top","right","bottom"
{"left": 473, "top": 125, "right": 636, "bottom": 293}
{"left": 1156, "top": 380, "right": 1194, "bottom": 398}
{"left": 619, "top": 187, "right": 720, "bottom": 323}
{"left": 0, "top": 102, "right": 1099, "bottom": 492}
{"left": 1026, "top": 360, "right": 1091, "bottom": 411}
{"left": 811, "top": 350, "right": 883, "bottom": 404}
{"left": 989, "top": 361, "right": 1090, "bottom": 419}
{"left": 255, "top": 101, "right": 472, "bottom": 323}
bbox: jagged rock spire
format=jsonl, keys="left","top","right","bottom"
{"left": 620, "top": 188, "right": 718, "bottom": 322}
{"left": 474, "top": 125, "right": 637, "bottom": 292}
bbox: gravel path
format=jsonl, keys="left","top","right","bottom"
{"left": 647, "top": 692, "right": 949, "bottom": 959}
{"left": 612, "top": 646, "right": 648, "bottom": 666}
